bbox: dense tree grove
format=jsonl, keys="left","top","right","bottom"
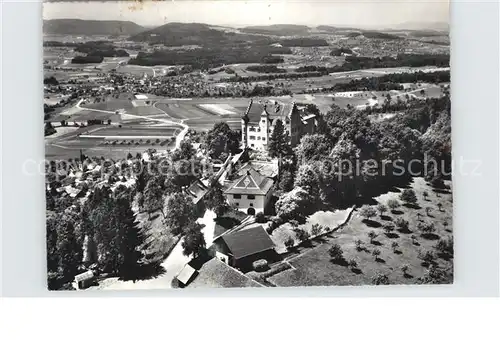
{"left": 204, "top": 122, "right": 240, "bottom": 160}
{"left": 128, "top": 45, "right": 292, "bottom": 70}
{"left": 268, "top": 120, "right": 292, "bottom": 159}
{"left": 45, "top": 136, "right": 213, "bottom": 289}
{"left": 275, "top": 95, "right": 451, "bottom": 218}
{"left": 246, "top": 65, "right": 286, "bottom": 74}
{"left": 46, "top": 185, "right": 144, "bottom": 289}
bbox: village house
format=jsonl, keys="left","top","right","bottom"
{"left": 223, "top": 167, "right": 274, "bottom": 215}
{"left": 241, "top": 99, "right": 318, "bottom": 151}
{"left": 184, "top": 179, "right": 209, "bottom": 217}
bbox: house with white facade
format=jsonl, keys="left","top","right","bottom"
{"left": 223, "top": 167, "right": 274, "bottom": 215}
{"left": 240, "top": 99, "right": 318, "bottom": 151}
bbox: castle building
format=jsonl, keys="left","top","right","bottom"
{"left": 240, "top": 99, "right": 318, "bottom": 151}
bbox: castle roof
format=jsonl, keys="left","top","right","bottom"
{"left": 243, "top": 99, "right": 295, "bottom": 123}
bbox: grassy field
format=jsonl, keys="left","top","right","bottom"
{"left": 267, "top": 177, "right": 453, "bottom": 287}
{"left": 87, "top": 126, "right": 180, "bottom": 137}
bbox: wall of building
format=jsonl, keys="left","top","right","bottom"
{"left": 226, "top": 193, "right": 266, "bottom": 214}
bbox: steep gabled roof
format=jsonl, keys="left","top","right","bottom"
{"left": 224, "top": 167, "right": 274, "bottom": 195}
{"left": 243, "top": 99, "right": 294, "bottom": 123}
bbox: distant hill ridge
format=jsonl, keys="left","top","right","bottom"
{"left": 128, "top": 22, "right": 272, "bottom": 46}
{"left": 43, "top": 19, "right": 145, "bottom": 35}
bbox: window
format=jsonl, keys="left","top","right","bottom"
{"left": 257, "top": 136, "right": 261, "bottom": 140}
{"left": 235, "top": 203, "right": 239, "bottom": 207}
{"left": 257, "top": 128, "right": 261, "bottom": 132}
{"left": 249, "top": 203, "right": 254, "bottom": 207}
{"left": 251, "top": 144, "right": 254, "bottom": 147}
{"left": 249, "top": 127, "right": 255, "bottom": 132}
{"left": 262, "top": 137, "right": 266, "bottom": 141}
{"left": 247, "top": 195, "right": 255, "bottom": 200}
{"left": 233, "top": 194, "right": 241, "bottom": 199}
{"left": 249, "top": 136, "right": 256, "bottom": 140}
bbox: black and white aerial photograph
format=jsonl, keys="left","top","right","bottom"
{"left": 43, "top": 0, "right": 453, "bottom": 291}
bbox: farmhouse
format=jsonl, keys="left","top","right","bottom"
{"left": 224, "top": 167, "right": 274, "bottom": 215}
{"left": 212, "top": 225, "right": 277, "bottom": 271}
{"left": 241, "top": 99, "right": 318, "bottom": 150}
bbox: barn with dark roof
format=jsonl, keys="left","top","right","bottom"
{"left": 212, "top": 225, "right": 278, "bottom": 271}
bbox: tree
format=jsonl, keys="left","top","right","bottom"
{"left": 387, "top": 199, "right": 400, "bottom": 212}
{"left": 425, "top": 206, "right": 433, "bottom": 216}
{"left": 328, "top": 244, "right": 344, "bottom": 262}
{"left": 437, "top": 202, "right": 443, "bottom": 211}
{"left": 255, "top": 212, "right": 266, "bottom": 223}
{"left": 401, "top": 264, "right": 410, "bottom": 277}
{"left": 46, "top": 213, "right": 60, "bottom": 277}
{"left": 293, "top": 163, "right": 321, "bottom": 201}
{"left": 348, "top": 259, "right": 358, "bottom": 270}
{"left": 113, "top": 195, "right": 143, "bottom": 279}
{"left": 410, "top": 234, "right": 418, "bottom": 244}
{"left": 367, "top": 231, "right": 378, "bottom": 243}
{"left": 372, "top": 248, "right": 381, "bottom": 261}
{"left": 436, "top": 236, "right": 453, "bottom": 258}
{"left": 422, "top": 190, "right": 429, "bottom": 200}
{"left": 391, "top": 242, "right": 399, "bottom": 252}
{"left": 383, "top": 224, "right": 395, "bottom": 236}
{"left": 181, "top": 223, "right": 206, "bottom": 259}
{"left": 284, "top": 237, "right": 295, "bottom": 251}
{"left": 295, "top": 134, "right": 331, "bottom": 164}
{"left": 418, "top": 265, "right": 452, "bottom": 284}
{"left": 163, "top": 193, "right": 196, "bottom": 236}
{"left": 295, "top": 228, "right": 310, "bottom": 243}
{"left": 399, "top": 189, "right": 418, "bottom": 206}
{"left": 395, "top": 217, "right": 409, "bottom": 232}
{"left": 371, "top": 273, "right": 390, "bottom": 285}
{"left": 310, "top": 223, "right": 323, "bottom": 237}
{"left": 355, "top": 239, "right": 364, "bottom": 252}
{"left": 172, "top": 140, "right": 196, "bottom": 162}
{"left": 377, "top": 203, "right": 388, "bottom": 217}
{"left": 417, "top": 221, "right": 435, "bottom": 235}
{"left": 143, "top": 176, "right": 164, "bottom": 214}
{"left": 268, "top": 119, "right": 291, "bottom": 158}
{"left": 205, "top": 182, "right": 228, "bottom": 217}
{"left": 359, "top": 205, "right": 377, "bottom": 221}
{"left": 56, "top": 214, "right": 82, "bottom": 281}
{"left": 275, "top": 187, "right": 314, "bottom": 224}
{"left": 205, "top": 122, "right": 240, "bottom": 159}
{"left": 278, "top": 169, "right": 295, "bottom": 192}
{"left": 419, "top": 250, "right": 436, "bottom": 267}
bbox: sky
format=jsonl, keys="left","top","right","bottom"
{"left": 43, "top": 0, "right": 450, "bottom": 29}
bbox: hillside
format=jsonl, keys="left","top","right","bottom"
{"left": 240, "top": 24, "right": 310, "bottom": 36}
{"left": 129, "top": 22, "right": 272, "bottom": 46}
{"left": 43, "top": 19, "right": 145, "bottom": 36}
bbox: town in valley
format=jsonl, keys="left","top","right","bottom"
{"left": 43, "top": 2, "right": 453, "bottom": 290}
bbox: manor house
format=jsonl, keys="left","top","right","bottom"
{"left": 241, "top": 99, "right": 318, "bottom": 151}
